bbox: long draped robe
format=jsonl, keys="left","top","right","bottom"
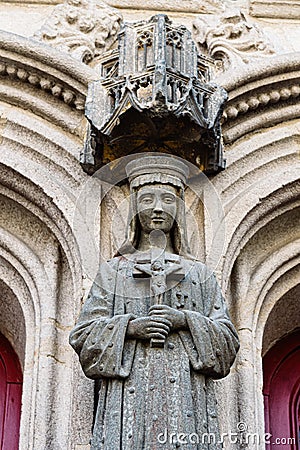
{"left": 70, "top": 255, "right": 239, "bottom": 450}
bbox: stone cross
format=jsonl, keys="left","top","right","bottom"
{"left": 133, "top": 248, "right": 184, "bottom": 347}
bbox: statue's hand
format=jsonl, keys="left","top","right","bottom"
{"left": 149, "top": 304, "right": 187, "bottom": 331}
{"left": 126, "top": 316, "right": 172, "bottom": 341}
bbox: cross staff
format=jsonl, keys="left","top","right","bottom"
{"left": 133, "top": 248, "right": 184, "bottom": 347}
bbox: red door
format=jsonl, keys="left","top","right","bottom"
{"left": 263, "top": 331, "right": 300, "bottom": 450}
{"left": 0, "top": 333, "right": 22, "bottom": 450}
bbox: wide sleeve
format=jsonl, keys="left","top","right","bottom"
{"left": 179, "top": 263, "right": 239, "bottom": 379}
{"left": 69, "top": 263, "right": 136, "bottom": 380}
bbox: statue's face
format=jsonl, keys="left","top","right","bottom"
{"left": 137, "top": 184, "right": 177, "bottom": 234}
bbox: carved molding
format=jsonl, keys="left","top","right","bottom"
{"left": 250, "top": 0, "right": 300, "bottom": 19}
{"left": 219, "top": 53, "right": 300, "bottom": 143}
{"left": 3, "top": 0, "right": 223, "bottom": 14}
{"left": 34, "top": 0, "right": 123, "bottom": 64}
{"left": 5, "top": 0, "right": 300, "bottom": 17}
{"left": 208, "top": 116, "right": 300, "bottom": 299}
{"left": 0, "top": 30, "right": 95, "bottom": 133}
{"left": 109, "top": 0, "right": 223, "bottom": 13}
{"left": 1, "top": 0, "right": 61, "bottom": 3}
{"left": 193, "top": 7, "right": 275, "bottom": 74}
{"left": 0, "top": 163, "right": 85, "bottom": 449}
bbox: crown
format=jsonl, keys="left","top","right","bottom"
{"left": 126, "top": 155, "right": 189, "bottom": 188}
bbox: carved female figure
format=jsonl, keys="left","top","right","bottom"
{"left": 70, "top": 156, "right": 239, "bottom": 450}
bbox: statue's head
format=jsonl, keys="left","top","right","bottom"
{"left": 117, "top": 155, "right": 191, "bottom": 257}
{"left": 136, "top": 183, "right": 177, "bottom": 234}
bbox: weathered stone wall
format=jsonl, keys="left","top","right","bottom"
{"left": 0, "top": 0, "right": 299, "bottom": 449}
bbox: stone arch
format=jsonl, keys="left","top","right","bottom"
{"left": 211, "top": 122, "right": 300, "bottom": 292}
{"left": 0, "top": 280, "right": 26, "bottom": 368}
{"left": 220, "top": 53, "right": 300, "bottom": 145}
{"left": 0, "top": 158, "right": 97, "bottom": 448}
{"left": 215, "top": 203, "right": 300, "bottom": 446}
{"left": 211, "top": 63, "right": 300, "bottom": 447}
{"left": 0, "top": 31, "right": 98, "bottom": 448}
{"left": 0, "top": 246, "right": 40, "bottom": 449}
{"left": 262, "top": 284, "right": 300, "bottom": 357}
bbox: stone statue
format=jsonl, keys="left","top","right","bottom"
{"left": 70, "top": 156, "right": 239, "bottom": 450}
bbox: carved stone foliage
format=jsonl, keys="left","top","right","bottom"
{"left": 34, "top": 0, "right": 123, "bottom": 65}
{"left": 82, "top": 15, "right": 228, "bottom": 175}
{"left": 193, "top": 7, "right": 275, "bottom": 73}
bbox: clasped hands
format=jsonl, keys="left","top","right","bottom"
{"left": 126, "top": 304, "right": 187, "bottom": 341}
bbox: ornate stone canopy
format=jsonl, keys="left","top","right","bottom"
{"left": 81, "top": 14, "right": 228, "bottom": 175}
